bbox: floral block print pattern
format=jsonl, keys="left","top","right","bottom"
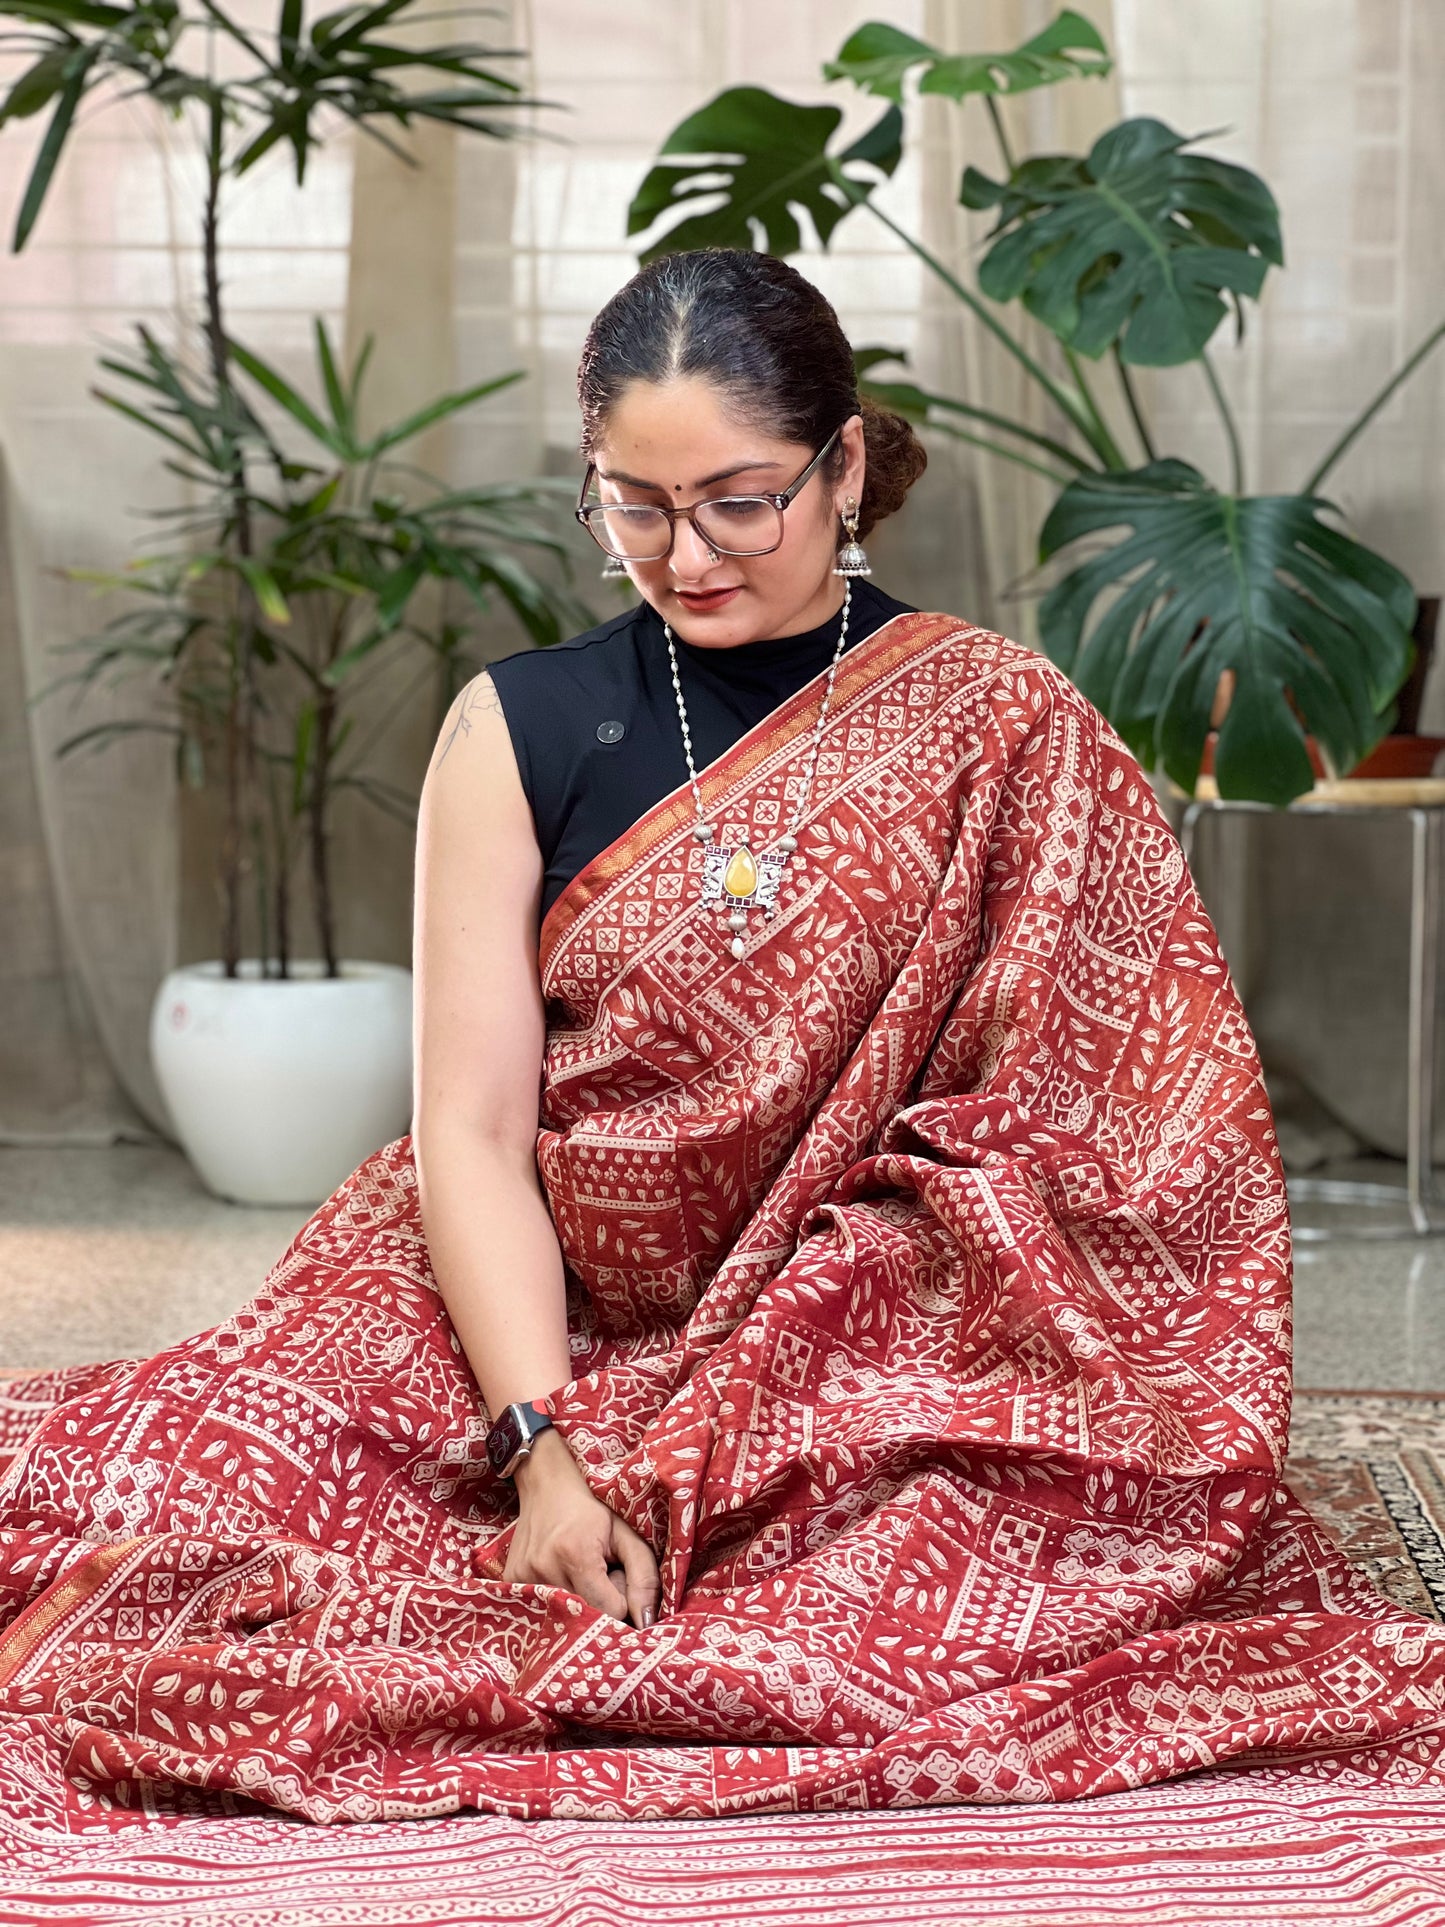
{"left": 1, "top": 614, "right": 1442, "bottom": 1831}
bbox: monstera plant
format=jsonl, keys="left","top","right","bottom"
{"left": 627, "top": 12, "right": 1445, "bottom": 806}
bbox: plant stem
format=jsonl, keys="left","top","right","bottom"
{"left": 839, "top": 174, "right": 1109, "bottom": 465}
{"left": 1201, "top": 349, "right": 1244, "bottom": 494}
{"left": 877, "top": 388, "right": 1094, "bottom": 471}
{"left": 252, "top": 815, "right": 270, "bottom": 975}
{"left": 310, "top": 688, "right": 338, "bottom": 975}
{"left": 1062, "top": 347, "right": 1128, "bottom": 470}
{"left": 201, "top": 91, "right": 263, "bottom": 977}
{"left": 984, "top": 97, "right": 1016, "bottom": 175}
{"left": 275, "top": 865, "right": 290, "bottom": 976}
{"left": 201, "top": 106, "right": 243, "bottom": 977}
{"left": 923, "top": 422, "right": 1075, "bottom": 485}
{"left": 1303, "top": 315, "right": 1445, "bottom": 495}
{"left": 1112, "top": 346, "right": 1157, "bottom": 462}
{"left": 310, "top": 594, "right": 346, "bottom": 978}
{"left": 264, "top": 759, "right": 290, "bottom": 977}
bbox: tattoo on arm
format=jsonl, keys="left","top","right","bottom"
{"left": 437, "top": 674, "right": 503, "bottom": 768}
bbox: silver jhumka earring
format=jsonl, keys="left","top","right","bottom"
{"left": 600, "top": 554, "right": 629, "bottom": 579}
{"left": 832, "top": 497, "right": 871, "bottom": 579}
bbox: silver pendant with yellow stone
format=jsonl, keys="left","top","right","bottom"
{"left": 697, "top": 828, "right": 795, "bottom": 958}
{"left": 665, "top": 579, "right": 852, "bottom": 966}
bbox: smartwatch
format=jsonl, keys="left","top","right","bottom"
{"left": 485, "top": 1397, "right": 555, "bottom": 1481}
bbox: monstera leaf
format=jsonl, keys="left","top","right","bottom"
{"left": 961, "top": 118, "right": 1283, "bottom": 365}
{"left": 627, "top": 86, "right": 902, "bottom": 262}
{"left": 824, "top": 11, "right": 1109, "bottom": 104}
{"left": 1038, "top": 461, "right": 1416, "bottom": 805}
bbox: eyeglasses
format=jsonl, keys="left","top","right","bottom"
{"left": 575, "top": 425, "right": 843, "bottom": 563}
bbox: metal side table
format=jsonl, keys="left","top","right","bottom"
{"left": 1180, "top": 780, "right": 1445, "bottom": 1240}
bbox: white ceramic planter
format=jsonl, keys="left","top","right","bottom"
{"left": 150, "top": 960, "right": 413, "bottom": 1206}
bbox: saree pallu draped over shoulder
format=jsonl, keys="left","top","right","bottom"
{"left": 1, "top": 611, "right": 1443, "bottom": 1835}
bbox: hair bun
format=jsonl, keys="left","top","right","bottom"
{"left": 857, "top": 396, "right": 928, "bottom": 539}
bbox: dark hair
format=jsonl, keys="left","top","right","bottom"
{"left": 577, "top": 249, "right": 927, "bottom": 540}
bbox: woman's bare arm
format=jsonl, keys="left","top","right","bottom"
{"left": 413, "top": 671, "right": 571, "bottom": 1416}
{"left": 412, "top": 671, "right": 659, "bottom": 1627}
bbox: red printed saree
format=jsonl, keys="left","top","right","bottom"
{"left": 1, "top": 610, "right": 1442, "bottom": 1833}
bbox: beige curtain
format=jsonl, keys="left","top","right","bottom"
{"left": 0, "top": 120, "right": 191, "bottom": 1137}
{"left": 915, "top": 0, "right": 1122, "bottom": 642}
{"left": 1113, "top": 0, "right": 1445, "bottom": 1163}
{"left": 0, "top": 454, "right": 146, "bottom": 1143}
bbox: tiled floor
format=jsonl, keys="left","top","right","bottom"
{"left": 0, "top": 1144, "right": 304, "bottom": 1369}
{"left": 1, "top": 1145, "right": 1443, "bottom": 1390}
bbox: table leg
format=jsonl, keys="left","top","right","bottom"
{"left": 1180, "top": 801, "right": 1203, "bottom": 879}
{"left": 1406, "top": 808, "right": 1441, "bottom": 1233}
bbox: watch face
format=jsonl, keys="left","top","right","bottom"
{"left": 486, "top": 1405, "right": 523, "bottom": 1479}
{"left": 486, "top": 1400, "right": 554, "bottom": 1479}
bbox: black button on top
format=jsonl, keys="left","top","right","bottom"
{"left": 596, "top": 718, "right": 626, "bottom": 744}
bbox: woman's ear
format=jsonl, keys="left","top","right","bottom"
{"left": 835, "top": 412, "right": 867, "bottom": 519}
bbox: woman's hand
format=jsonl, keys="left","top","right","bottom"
{"left": 503, "top": 1428, "right": 660, "bottom": 1628}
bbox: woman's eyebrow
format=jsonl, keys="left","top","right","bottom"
{"left": 597, "top": 458, "right": 786, "bottom": 492}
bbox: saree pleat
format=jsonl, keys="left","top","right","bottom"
{"left": 1, "top": 611, "right": 1442, "bottom": 1831}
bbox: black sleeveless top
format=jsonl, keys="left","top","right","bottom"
{"left": 487, "top": 579, "right": 915, "bottom": 921}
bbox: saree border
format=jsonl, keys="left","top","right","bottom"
{"left": 537, "top": 608, "right": 960, "bottom": 981}
{"left": 0, "top": 1538, "right": 144, "bottom": 1688}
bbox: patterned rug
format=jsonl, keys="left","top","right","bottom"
{"left": 2, "top": 1383, "right": 1444, "bottom": 1925}
{"left": 1286, "top": 1390, "right": 1445, "bottom": 1622}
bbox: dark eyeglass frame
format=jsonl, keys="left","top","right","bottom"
{"left": 575, "top": 423, "right": 843, "bottom": 562}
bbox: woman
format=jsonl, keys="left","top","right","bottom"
{"left": 412, "top": 249, "right": 922, "bottom": 1639}
{"left": 0, "top": 250, "right": 1440, "bottom": 1832}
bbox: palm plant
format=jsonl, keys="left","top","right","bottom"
{"left": 1, "top": 0, "right": 576, "bottom": 972}
{"left": 627, "top": 12, "right": 1445, "bottom": 806}
{"left": 41, "top": 320, "right": 590, "bottom": 974}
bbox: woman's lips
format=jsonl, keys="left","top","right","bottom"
{"left": 674, "top": 585, "right": 743, "bottom": 613}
